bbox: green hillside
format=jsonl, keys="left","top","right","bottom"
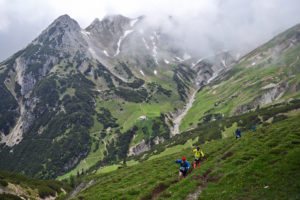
{"left": 68, "top": 101, "right": 300, "bottom": 200}
{"left": 180, "top": 23, "right": 300, "bottom": 132}
{"left": 1, "top": 101, "right": 299, "bottom": 199}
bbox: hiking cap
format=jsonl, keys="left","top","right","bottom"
{"left": 182, "top": 157, "right": 186, "bottom": 161}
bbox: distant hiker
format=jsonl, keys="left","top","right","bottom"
{"left": 192, "top": 147, "right": 204, "bottom": 169}
{"left": 251, "top": 126, "right": 257, "bottom": 132}
{"left": 175, "top": 157, "right": 191, "bottom": 181}
{"left": 235, "top": 129, "right": 242, "bottom": 139}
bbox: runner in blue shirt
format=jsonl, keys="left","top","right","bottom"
{"left": 175, "top": 157, "right": 191, "bottom": 180}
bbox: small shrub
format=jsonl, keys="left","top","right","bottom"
{"left": 38, "top": 186, "right": 56, "bottom": 198}
{"left": 272, "top": 114, "right": 288, "bottom": 123}
{"left": 0, "top": 179, "right": 8, "bottom": 187}
{"left": 0, "top": 193, "right": 22, "bottom": 200}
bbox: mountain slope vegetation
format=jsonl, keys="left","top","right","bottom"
{"left": 0, "top": 170, "right": 71, "bottom": 199}
{"left": 180, "top": 23, "right": 300, "bottom": 132}
{"left": 70, "top": 101, "right": 300, "bottom": 199}
{"left": 0, "top": 15, "right": 202, "bottom": 179}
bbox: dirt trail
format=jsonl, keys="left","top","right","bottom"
{"left": 150, "top": 143, "right": 237, "bottom": 200}
{"left": 151, "top": 184, "right": 171, "bottom": 200}
{"left": 185, "top": 143, "right": 237, "bottom": 200}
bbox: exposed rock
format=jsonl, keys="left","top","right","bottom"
{"left": 261, "top": 83, "right": 278, "bottom": 90}
{"left": 259, "top": 88, "right": 284, "bottom": 105}
{"left": 138, "top": 115, "right": 147, "bottom": 120}
{"left": 127, "top": 139, "right": 150, "bottom": 156}
{"left": 235, "top": 84, "right": 287, "bottom": 114}
{"left": 153, "top": 136, "right": 165, "bottom": 145}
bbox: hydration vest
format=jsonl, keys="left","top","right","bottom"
{"left": 179, "top": 161, "right": 189, "bottom": 172}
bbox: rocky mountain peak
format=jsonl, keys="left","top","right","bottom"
{"left": 33, "top": 14, "right": 85, "bottom": 50}
{"left": 51, "top": 14, "right": 81, "bottom": 32}
{"left": 86, "top": 14, "right": 131, "bottom": 34}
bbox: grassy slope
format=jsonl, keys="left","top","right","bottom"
{"left": 180, "top": 32, "right": 300, "bottom": 132}
{"left": 72, "top": 112, "right": 300, "bottom": 200}
{"left": 57, "top": 67, "right": 184, "bottom": 179}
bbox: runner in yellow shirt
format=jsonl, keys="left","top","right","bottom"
{"left": 192, "top": 147, "right": 204, "bottom": 169}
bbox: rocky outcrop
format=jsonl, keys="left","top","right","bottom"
{"left": 153, "top": 136, "right": 165, "bottom": 145}
{"left": 234, "top": 83, "right": 287, "bottom": 114}
{"left": 127, "top": 139, "right": 150, "bottom": 156}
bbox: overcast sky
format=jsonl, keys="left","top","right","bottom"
{"left": 1, "top": 0, "right": 300, "bottom": 61}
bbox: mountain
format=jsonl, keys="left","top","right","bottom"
{"left": 0, "top": 15, "right": 299, "bottom": 200}
{"left": 0, "top": 14, "right": 234, "bottom": 179}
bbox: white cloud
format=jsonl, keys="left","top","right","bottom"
{"left": 0, "top": 0, "right": 300, "bottom": 61}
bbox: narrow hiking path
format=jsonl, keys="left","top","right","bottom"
{"left": 185, "top": 142, "right": 237, "bottom": 200}
{"left": 150, "top": 142, "right": 238, "bottom": 200}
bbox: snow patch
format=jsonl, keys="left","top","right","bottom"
{"left": 221, "top": 59, "right": 227, "bottom": 67}
{"left": 130, "top": 18, "right": 139, "bottom": 27}
{"left": 192, "top": 58, "right": 203, "bottom": 67}
{"left": 207, "top": 69, "right": 223, "bottom": 84}
{"left": 252, "top": 62, "right": 256, "bottom": 66}
{"left": 81, "top": 30, "right": 90, "bottom": 36}
{"left": 154, "top": 70, "right": 157, "bottom": 75}
{"left": 164, "top": 59, "right": 170, "bottom": 64}
{"left": 103, "top": 50, "right": 110, "bottom": 57}
{"left": 142, "top": 38, "right": 150, "bottom": 49}
{"left": 150, "top": 35, "right": 158, "bottom": 64}
{"left": 140, "top": 70, "right": 145, "bottom": 76}
{"left": 114, "top": 30, "right": 134, "bottom": 56}
{"left": 175, "top": 56, "right": 184, "bottom": 62}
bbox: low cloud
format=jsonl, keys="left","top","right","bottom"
{"left": 1, "top": 0, "right": 300, "bottom": 61}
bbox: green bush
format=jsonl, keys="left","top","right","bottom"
{"left": 38, "top": 186, "right": 56, "bottom": 198}
{"left": 0, "top": 193, "right": 22, "bottom": 200}
{"left": 0, "top": 179, "right": 8, "bottom": 186}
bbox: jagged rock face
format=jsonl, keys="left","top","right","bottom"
{"left": 192, "top": 51, "right": 237, "bottom": 87}
{"left": 86, "top": 15, "right": 132, "bottom": 55}
{"left": 35, "top": 14, "right": 86, "bottom": 51}
{"left": 127, "top": 136, "right": 165, "bottom": 156}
